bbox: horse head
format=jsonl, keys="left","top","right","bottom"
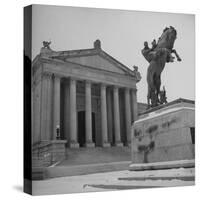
{"left": 157, "top": 26, "right": 177, "bottom": 50}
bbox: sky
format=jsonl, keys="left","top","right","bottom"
{"left": 32, "top": 5, "right": 195, "bottom": 103}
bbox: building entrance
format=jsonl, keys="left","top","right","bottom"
{"left": 78, "top": 111, "right": 96, "bottom": 147}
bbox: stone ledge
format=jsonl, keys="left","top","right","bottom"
{"left": 102, "top": 142, "right": 111, "bottom": 147}
{"left": 68, "top": 142, "right": 79, "bottom": 148}
{"left": 129, "top": 159, "right": 195, "bottom": 171}
{"left": 115, "top": 142, "right": 123, "bottom": 147}
{"left": 85, "top": 142, "right": 95, "bottom": 147}
{"left": 44, "top": 161, "right": 131, "bottom": 179}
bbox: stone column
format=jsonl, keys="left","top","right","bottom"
{"left": 69, "top": 78, "right": 79, "bottom": 148}
{"left": 107, "top": 88, "right": 113, "bottom": 144}
{"left": 52, "top": 75, "right": 61, "bottom": 140}
{"left": 63, "top": 81, "right": 70, "bottom": 140}
{"left": 113, "top": 86, "right": 123, "bottom": 146}
{"left": 125, "top": 88, "right": 131, "bottom": 146}
{"left": 85, "top": 81, "right": 95, "bottom": 147}
{"left": 101, "top": 84, "right": 110, "bottom": 147}
{"left": 41, "top": 72, "right": 52, "bottom": 141}
{"left": 131, "top": 89, "right": 138, "bottom": 122}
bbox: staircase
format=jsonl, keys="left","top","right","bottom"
{"left": 58, "top": 146, "right": 131, "bottom": 166}
{"left": 44, "top": 147, "right": 131, "bottom": 179}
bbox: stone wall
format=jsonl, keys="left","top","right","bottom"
{"left": 32, "top": 140, "right": 67, "bottom": 167}
{"left": 131, "top": 102, "right": 195, "bottom": 164}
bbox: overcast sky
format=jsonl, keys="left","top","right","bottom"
{"left": 32, "top": 5, "right": 195, "bottom": 103}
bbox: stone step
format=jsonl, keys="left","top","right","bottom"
{"left": 129, "top": 159, "right": 195, "bottom": 171}
{"left": 59, "top": 146, "right": 131, "bottom": 166}
{"left": 44, "top": 161, "right": 131, "bottom": 179}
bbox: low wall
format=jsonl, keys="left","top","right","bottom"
{"left": 32, "top": 140, "right": 67, "bottom": 179}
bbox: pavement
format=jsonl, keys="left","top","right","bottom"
{"left": 32, "top": 167, "right": 195, "bottom": 195}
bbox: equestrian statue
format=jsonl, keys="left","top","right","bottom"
{"left": 141, "top": 26, "right": 181, "bottom": 108}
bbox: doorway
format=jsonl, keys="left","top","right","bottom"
{"left": 92, "top": 112, "right": 96, "bottom": 145}
{"left": 78, "top": 111, "right": 86, "bottom": 147}
{"left": 78, "top": 111, "right": 96, "bottom": 147}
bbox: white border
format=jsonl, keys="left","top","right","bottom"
{"left": 0, "top": 0, "right": 199, "bottom": 199}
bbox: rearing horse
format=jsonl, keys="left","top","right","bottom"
{"left": 142, "top": 26, "right": 181, "bottom": 108}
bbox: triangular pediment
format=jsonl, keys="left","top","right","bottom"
{"left": 65, "top": 54, "right": 128, "bottom": 74}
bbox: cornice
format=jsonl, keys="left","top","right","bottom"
{"left": 36, "top": 47, "right": 136, "bottom": 78}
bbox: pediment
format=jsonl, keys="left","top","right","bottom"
{"left": 65, "top": 54, "right": 128, "bottom": 75}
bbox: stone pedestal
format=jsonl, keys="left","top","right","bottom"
{"left": 102, "top": 142, "right": 111, "bottom": 147}
{"left": 68, "top": 141, "right": 79, "bottom": 148}
{"left": 130, "top": 99, "right": 195, "bottom": 165}
{"left": 50, "top": 140, "right": 67, "bottom": 162}
{"left": 85, "top": 142, "right": 95, "bottom": 148}
{"left": 115, "top": 141, "right": 123, "bottom": 147}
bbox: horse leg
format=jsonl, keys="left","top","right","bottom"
{"left": 156, "top": 75, "right": 161, "bottom": 104}
{"left": 172, "top": 49, "right": 181, "bottom": 61}
{"left": 152, "top": 73, "right": 160, "bottom": 106}
{"left": 147, "top": 87, "right": 151, "bottom": 109}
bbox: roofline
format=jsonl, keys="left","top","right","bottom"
{"left": 50, "top": 47, "right": 134, "bottom": 75}
{"left": 33, "top": 45, "right": 136, "bottom": 77}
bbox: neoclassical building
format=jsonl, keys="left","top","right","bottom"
{"left": 32, "top": 40, "right": 141, "bottom": 149}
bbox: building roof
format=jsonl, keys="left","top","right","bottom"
{"left": 32, "top": 40, "right": 141, "bottom": 82}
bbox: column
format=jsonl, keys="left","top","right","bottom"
{"left": 64, "top": 81, "right": 70, "bottom": 140}
{"left": 125, "top": 88, "right": 131, "bottom": 146}
{"left": 69, "top": 78, "right": 79, "bottom": 148}
{"left": 101, "top": 84, "right": 110, "bottom": 147}
{"left": 131, "top": 89, "right": 138, "bottom": 122}
{"left": 40, "top": 72, "right": 52, "bottom": 141}
{"left": 52, "top": 75, "right": 61, "bottom": 140}
{"left": 107, "top": 88, "right": 113, "bottom": 144}
{"left": 85, "top": 81, "right": 95, "bottom": 147}
{"left": 113, "top": 86, "right": 123, "bottom": 146}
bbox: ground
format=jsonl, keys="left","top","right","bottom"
{"left": 32, "top": 167, "right": 194, "bottom": 195}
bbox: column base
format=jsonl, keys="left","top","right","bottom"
{"left": 102, "top": 142, "right": 111, "bottom": 147}
{"left": 68, "top": 141, "right": 79, "bottom": 148}
{"left": 127, "top": 142, "right": 131, "bottom": 147}
{"left": 85, "top": 142, "right": 95, "bottom": 147}
{"left": 115, "top": 142, "right": 123, "bottom": 147}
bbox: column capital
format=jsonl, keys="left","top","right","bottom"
{"left": 85, "top": 80, "right": 92, "bottom": 86}
{"left": 100, "top": 83, "right": 107, "bottom": 89}
{"left": 113, "top": 85, "right": 120, "bottom": 91}
{"left": 125, "top": 87, "right": 130, "bottom": 92}
{"left": 69, "top": 77, "right": 77, "bottom": 85}
{"left": 52, "top": 73, "right": 63, "bottom": 79}
{"left": 42, "top": 71, "right": 52, "bottom": 79}
{"left": 130, "top": 88, "right": 137, "bottom": 92}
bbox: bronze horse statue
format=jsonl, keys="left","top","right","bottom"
{"left": 142, "top": 26, "right": 181, "bottom": 108}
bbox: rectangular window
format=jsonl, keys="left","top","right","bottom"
{"left": 190, "top": 127, "right": 195, "bottom": 144}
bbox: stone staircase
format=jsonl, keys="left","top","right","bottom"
{"left": 59, "top": 146, "right": 131, "bottom": 166}
{"left": 44, "top": 147, "right": 131, "bottom": 179}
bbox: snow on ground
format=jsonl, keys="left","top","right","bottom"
{"left": 32, "top": 168, "right": 194, "bottom": 195}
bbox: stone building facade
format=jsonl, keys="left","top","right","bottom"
{"left": 32, "top": 40, "right": 141, "bottom": 149}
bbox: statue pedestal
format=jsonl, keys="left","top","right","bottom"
{"left": 130, "top": 99, "right": 195, "bottom": 167}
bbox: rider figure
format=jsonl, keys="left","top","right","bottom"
{"left": 141, "top": 41, "right": 152, "bottom": 63}
{"left": 151, "top": 39, "right": 157, "bottom": 50}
